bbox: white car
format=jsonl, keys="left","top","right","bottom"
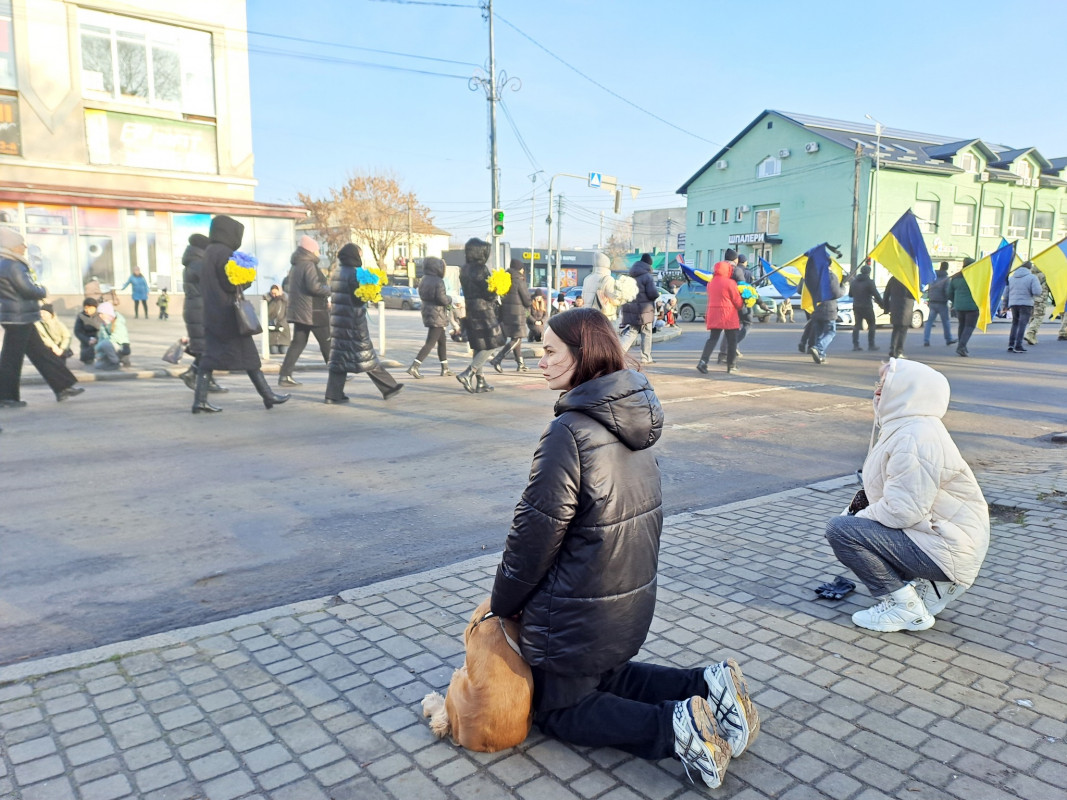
{"left": 837, "top": 296, "right": 928, "bottom": 329}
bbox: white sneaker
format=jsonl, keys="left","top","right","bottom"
{"left": 912, "top": 579, "right": 967, "bottom": 616}
{"left": 672, "top": 696, "right": 731, "bottom": 789}
{"left": 703, "top": 659, "right": 760, "bottom": 756}
{"left": 852, "top": 584, "right": 934, "bottom": 632}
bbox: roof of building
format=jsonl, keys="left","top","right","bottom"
{"left": 678, "top": 110, "right": 1065, "bottom": 193}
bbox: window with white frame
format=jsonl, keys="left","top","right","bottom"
{"left": 707, "top": 249, "right": 713, "bottom": 266}
{"left": 697, "top": 211, "right": 704, "bottom": 225}
{"left": 1057, "top": 214, "right": 1067, "bottom": 241}
{"left": 959, "top": 153, "right": 978, "bottom": 173}
{"left": 1033, "top": 211, "right": 1053, "bottom": 241}
{"left": 694, "top": 250, "right": 702, "bottom": 269}
{"left": 721, "top": 208, "right": 729, "bottom": 224}
{"left": 1007, "top": 208, "right": 1030, "bottom": 238}
{"left": 756, "top": 156, "right": 781, "bottom": 179}
{"left": 755, "top": 208, "right": 780, "bottom": 235}
{"left": 914, "top": 200, "right": 939, "bottom": 233}
{"left": 709, "top": 210, "right": 717, "bottom": 224}
{"left": 79, "top": 9, "right": 215, "bottom": 116}
{"left": 0, "top": 0, "right": 15, "bottom": 90}
{"left": 1014, "top": 161, "right": 1033, "bottom": 181}
{"left": 952, "top": 203, "right": 975, "bottom": 236}
{"left": 979, "top": 206, "right": 1002, "bottom": 237}
{"left": 735, "top": 207, "right": 743, "bottom": 222}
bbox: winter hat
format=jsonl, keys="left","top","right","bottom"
{"left": 299, "top": 235, "right": 320, "bottom": 256}
{"left": 189, "top": 233, "right": 210, "bottom": 249}
{"left": 337, "top": 243, "right": 361, "bottom": 267}
{"left": 509, "top": 258, "right": 524, "bottom": 272}
{"left": 594, "top": 252, "right": 611, "bottom": 271}
{"left": 737, "top": 253, "right": 748, "bottom": 265}
{"left": 82, "top": 297, "right": 98, "bottom": 308}
{"left": 0, "top": 226, "right": 27, "bottom": 263}
{"left": 98, "top": 301, "right": 116, "bottom": 320}
{"left": 640, "top": 253, "right": 653, "bottom": 265}
{"left": 41, "top": 303, "right": 55, "bottom": 315}
{"left": 724, "top": 248, "right": 738, "bottom": 262}
{"left": 860, "top": 265, "right": 871, "bottom": 275}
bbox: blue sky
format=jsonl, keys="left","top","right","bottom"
{"left": 246, "top": 0, "right": 1066, "bottom": 250}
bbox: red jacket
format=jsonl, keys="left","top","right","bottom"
{"left": 705, "top": 261, "right": 742, "bottom": 330}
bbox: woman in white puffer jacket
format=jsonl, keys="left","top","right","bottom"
{"left": 825, "top": 358, "right": 990, "bottom": 633}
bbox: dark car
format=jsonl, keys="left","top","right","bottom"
{"left": 674, "top": 282, "right": 707, "bottom": 323}
{"left": 379, "top": 285, "right": 423, "bottom": 310}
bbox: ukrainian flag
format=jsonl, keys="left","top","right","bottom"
{"left": 759, "top": 256, "right": 802, "bottom": 299}
{"left": 961, "top": 241, "right": 1016, "bottom": 331}
{"left": 1031, "top": 237, "right": 1067, "bottom": 316}
{"left": 868, "top": 209, "right": 936, "bottom": 301}
{"left": 677, "top": 256, "right": 712, "bottom": 286}
{"left": 798, "top": 245, "right": 844, "bottom": 314}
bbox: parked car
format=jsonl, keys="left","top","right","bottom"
{"left": 837, "top": 296, "right": 927, "bottom": 328}
{"left": 379, "top": 285, "right": 422, "bottom": 310}
{"left": 674, "top": 282, "right": 707, "bottom": 323}
{"left": 563, "top": 286, "right": 583, "bottom": 305}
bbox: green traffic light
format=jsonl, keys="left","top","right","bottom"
{"left": 492, "top": 209, "right": 504, "bottom": 236}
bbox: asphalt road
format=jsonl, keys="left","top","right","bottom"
{"left": 1, "top": 312, "right": 1063, "bottom": 665}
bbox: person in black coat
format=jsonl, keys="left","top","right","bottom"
{"left": 0, "top": 228, "right": 83, "bottom": 406}
{"left": 847, "top": 261, "right": 882, "bottom": 351}
{"left": 619, "top": 253, "right": 660, "bottom": 363}
{"left": 278, "top": 235, "right": 331, "bottom": 387}
{"left": 491, "top": 308, "right": 759, "bottom": 789}
{"left": 881, "top": 275, "right": 915, "bottom": 359}
{"left": 193, "top": 215, "right": 289, "bottom": 414}
{"left": 324, "top": 243, "right": 403, "bottom": 403}
{"left": 406, "top": 256, "right": 453, "bottom": 379}
{"left": 177, "top": 233, "right": 227, "bottom": 393}
{"left": 488, "top": 258, "right": 533, "bottom": 373}
{"left": 264, "top": 285, "right": 291, "bottom": 355}
{"left": 73, "top": 297, "right": 101, "bottom": 365}
{"left": 456, "top": 237, "right": 505, "bottom": 393}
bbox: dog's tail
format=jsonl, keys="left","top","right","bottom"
{"left": 421, "top": 691, "right": 451, "bottom": 739}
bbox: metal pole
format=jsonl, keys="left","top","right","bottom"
{"left": 546, "top": 175, "right": 555, "bottom": 314}
{"left": 529, "top": 172, "right": 537, "bottom": 283}
{"left": 555, "top": 194, "right": 563, "bottom": 294}
{"left": 851, "top": 143, "right": 861, "bottom": 275}
{"left": 407, "top": 205, "right": 413, "bottom": 286}
{"left": 865, "top": 114, "right": 883, "bottom": 284}
{"left": 487, "top": 0, "right": 500, "bottom": 268}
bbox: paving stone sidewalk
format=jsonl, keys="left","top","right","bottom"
{"left": 1, "top": 452, "right": 1065, "bottom": 800}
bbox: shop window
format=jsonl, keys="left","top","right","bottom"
{"left": 0, "top": 201, "right": 17, "bottom": 224}
{"left": 757, "top": 156, "right": 781, "bottom": 179}
{"left": 1007, "top": 208, "right": 1029, "bottom": 239}
{"left": 77, "top": 207, "right": 122, "bottom": 289}
{"left": 23, "top": 205, "right": 78, "bottom": 293}
{"left": 0, "top": 0, "right": 15, "bottom": 90}
{"left": 952, "top": 203, "right": 975, "bottom": 236}
{"left": 755, "top": 208, "right": 780, "bottom": 235}
{"left": 1033, "top": 211, "right": 1053, "bottom": 241}
{"left": 914, "top": 200, "right": 939, "bottom": 234}
{"left": 79, "top": 9, "right": 215, "bottom": 116}
{"left": 978, "top": 206, "right": 1002, "bottom": 238}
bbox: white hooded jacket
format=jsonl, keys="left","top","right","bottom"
{"left": 857, "top": 358, "right": 989, "bottom": 587}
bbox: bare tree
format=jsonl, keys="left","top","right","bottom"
{"left": 299, "top": 172, "right": 433, "bottom": 272}
{"left": 603, "top": 220, "right": 633, "bottom": 270}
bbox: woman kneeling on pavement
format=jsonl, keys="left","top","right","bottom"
{"left": 825, "top": 358, "right": 989, "bottom": 633}
{"left": 491, "top": 307, "right": 759, "bottom": 790}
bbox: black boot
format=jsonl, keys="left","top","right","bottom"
{"left": 406, "top": 360, "right": 423, "bottom": 379}
{"left": 192, "top": 369, "right": 222, "bottom": 414}
{"left": 249, "top": 370, "right": 290, "bottom": 409}
{"left": 455, "top": 367, "right": 476, "bottom": 393}
{"left": 490, "top": 356, "right": 504, "bottom": 374}
{"left": 179, "top": 365, "right": 197, "bottom": 391}
{"left": 475, "top": 373, "right": 494, "bottom": 393}
{"left": 278, "top": 374, "right": 302, "bottom": 387}
{"left": 207, "top": 376, "right": 229, "bottom": 393}
{"left": 440, "top": 361, "right": 453, "bottom": 376}
{"left": 324, "top": 371, "right": 349, "bottom": 404}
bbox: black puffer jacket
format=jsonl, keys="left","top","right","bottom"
{"left": 881, "top": 276, "right": 915, "bottom": 327}
{"left": 848, "top": 273, "right": 882, "bottom": 311}
{"left": 620, "top": 260, "right": 659, "bottom": 327}
{"left": 809, "top": 273, "right": 845, "bottom": 322}
{"left": 492, "top": 369, "right": 664, "bottom": 677}
{"left": 328, "top": 244, "right": 378, "bottom": 374}
{"left": 199, "top": 215, "right": 261, "bottom": 372}
{"left": 459, "top": 238, "right": 505, "bottom": 352}
{"left": 181, "top": 234, "right": 209, "bottom": 355}
{"left": 285, "top": 248, "right": 330, "bottom": 327}
{"left": 0, "top": 257, "right": 46, "bottom": 325}
{"left": 418, "top": 257, "right": 451, "bottom": 329}
{"left": 499, "top": 259, "right": 532, "bottom": 338}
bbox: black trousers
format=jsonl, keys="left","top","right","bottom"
{"left": 414, "top": 327, "right": 447, "bottom": 363}
{"left": 133, "top": 299, "right": 148, "bottom": 318}
{"left": 0, "top": 324, "right": 77, "bottom": 401}
{"left": 889, "top": 325, "right": 909, "bottom": 357}
{"left": 852, "top": 307, "right": 877, "bottom": 346}
{"left": 719, "top": 321, "right": 750, "bottom": 353}
{"left": 280, "top": 323, "right": 330, "bottom": 376}
{"left": 536, "top": 661, "right": 705, "bottom": 759}
{"left": 327, "top": 366, "right": 399, "bottom": 399}
{"left": 956, "top": 310, "right": 979, "bottom": 351}
{"left": 700, "top": 329, "right": 737, "bottom": 367}
{"left": 492, "top": 337, "right": 523, "bottom": 364}
{"left": 798, "top": 317, "right": 815, "bottom": 351}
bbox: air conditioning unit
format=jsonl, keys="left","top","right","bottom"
{"left": 1030, "top": 177, "right": 1041, "bottom": 187}
{"left": 715, "top": 160, "right": 728, "bottom": 170}
{"left": 778, "top": 148, "right": 791, "bottom": 158}
{"left": 977, "top": 171, "right": 990, "bottom": 182}
{"left": 804, "top": 142, "right": 820, "bottom": 153}
{"left": 740, "top": 205, "right": 750, "bottom": 212}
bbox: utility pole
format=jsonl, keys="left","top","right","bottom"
{"left": 865, "top": 113, "right": 884, "bottom": 284}
{"left": 665, "top": 218, "right": 672, "bottom": 272}
{"left": 599, "top": 210, "right": 604, "bottom": 250}
{"left": 406, "top": 204, "right": 413, "bottom": 286}
{"left": 555, "top": 194, "right": 563, "bottom": 295}
{"left": 850, "top": 142, "right": 861, "bottom": 276}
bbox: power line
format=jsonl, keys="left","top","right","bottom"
{"left": 248, "top": 45, "right": 470, "bottom": 79}
{"left": 246, "top": 30, "right": 480, "bottom": 68}
{"left": 367, "top": 0, "right": 479, "bottom": 7}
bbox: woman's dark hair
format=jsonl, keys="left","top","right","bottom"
{"left": 547, "top": 307, "right": 626, "bottom": 387}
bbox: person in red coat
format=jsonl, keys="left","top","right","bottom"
{"left": 696, "top": 261, "right": 743, "bottom": 374}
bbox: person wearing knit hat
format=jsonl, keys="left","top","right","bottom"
{"left": 278, "top": 235, "right": 331, "bottom": 387}
{"left": 93, "top": 301, "right": 132, "bottom": 369}
{"left": 582, "top": 252, "right": 624, "bottom": 321}
{"left": 619, "top": 254, "right": 661, "bottom": 363}
{"left": 0, "top": 228, "right": 84, "bottom": 405}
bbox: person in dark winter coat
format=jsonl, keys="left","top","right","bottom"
{"left": 619, "top": 253, "right": 660, "bottom": 363}
{"left": 278, "top": 235, "right": 331, "bottom": 387}
{"left": 696, "top": 261, "right": 743, "bottom": 374}
{"left": 194, "top": 215, "right": 289, "bottom": 414}
{"left": 880, "top": 276, "right": 914, "bottom": 359}
{"left": 324, "top": 244, "right": 403, "bottom": 403}
{"left": 0, "top": 228, "right": 83, "bottom": 406}
{"left": 489, "top": 258, "right": 533, "bottom": 373}
{"left": 923, "top": 262, "right": 955, "bottom": 347}
{"left": 491, "top": 308, "right": 759, "bottom": 789}
{"left": 73, "top": 297, "right": 101, "bottom": 365}
{"left": 808, "top": 270, "right": 845, "bottom": 364}
{"left": 848, "top": 261, "right": 882, "bottom": 351}
{"left": 455, "top": 237, "right": 505, "bottom": 393}
{"left": 177, "top": 233, "right": 227, "bottom": 394}
{"left": 527, "top": 291, "right": 547, "bottom": 341}
{"left": 949, "top": 258, "right": 979, "bottom": 356}
{"left": 406, "top": 256, "right": 453, "bottom": 378}
{"left": 265, "top": 285, "right": 291, "bottom": 355}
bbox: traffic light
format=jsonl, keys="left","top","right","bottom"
{"left": 492, "top": 209, "right": 505, "bottom": 237}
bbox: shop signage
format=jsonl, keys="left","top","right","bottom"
{"left": 85, "top": 109, "right": 218, "bottom": 174}
{"left": 0, "top": 95, "right": 20, "bottom": 156}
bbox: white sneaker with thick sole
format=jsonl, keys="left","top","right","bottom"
{"left": 912, "top": 579, "right": 967, "bottom": 616}
{"left": 703, "top": 659, "right": 760, "bottom": 756}
{"left": 852, "top": 584, "right": 934, "bottom": 632}
{"left": 672, "top": 696, "right": 731, "bottom": 789}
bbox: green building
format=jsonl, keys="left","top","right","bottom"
{"left": 677, "top": 110, "right": 1066, "bottom": 279}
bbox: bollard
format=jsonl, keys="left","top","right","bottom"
{"left": 377, "top": 300, "right": 386, "bottom": 355}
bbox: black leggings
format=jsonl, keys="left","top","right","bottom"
{"left": 414, "top": 327, "right": 447, "bottom": 363}
{"left": 133, "top": 299, "right": 148, "bottom": 318}
{"left": 0, "top": 324, "right": 78, "bottom": 401}
{"left": 493, "top": 337, "right": 523, "bottom": 364}
{"left": 280, "top": 323, "right": 330, "bottom": 376}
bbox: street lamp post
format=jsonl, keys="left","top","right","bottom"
{"left": 865, "top": 113, "right": 884, "bottom": 283}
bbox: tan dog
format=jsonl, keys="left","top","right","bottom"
{"left": 421, "top": 597, "right": 534, "bottom": 752}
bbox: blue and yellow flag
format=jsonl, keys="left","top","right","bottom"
{"left": 868, "top": 209, "right": 935, "bottom": 301}
{"left": 962, "top": 241, "right": 1016, "bottom": 331}
{"left": 1030, "top": 237, "right": 1067, "bottom": 316}
{"left": 759, "top": 256, "right": 802, "bottom": 299}
{"left": 677, "top": 256, "right": 712, "bottom": 286}
{"left": 797, "top": 245, "right": 844, "bottom": 313}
